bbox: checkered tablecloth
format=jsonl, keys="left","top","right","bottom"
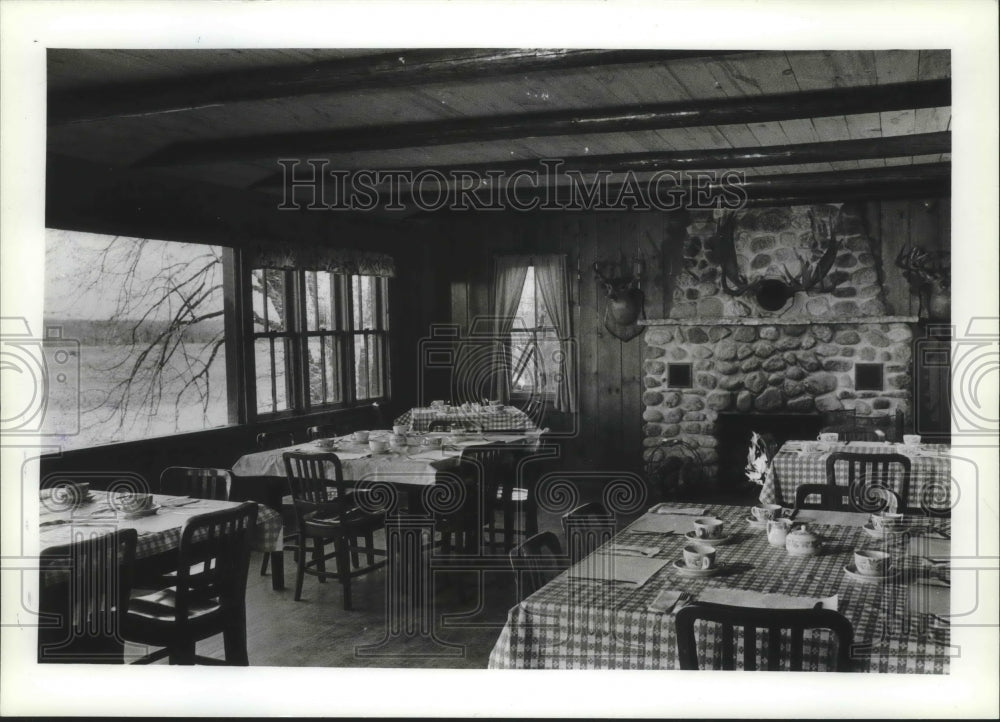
{"left": 761, "top": 441, "right": 952, "bottom": 511}
{"left": 39, "top": 491, "right": 284, "bottom": 561}
{"left": 488, "top": 503, "right": 950, "bottom": 672}
{"left": 395, "top": 406, "right": 535, "bottom": 432}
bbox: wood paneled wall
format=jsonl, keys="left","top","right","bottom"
{"left": 428, "top": 199, "right": 949, "bottom": 472}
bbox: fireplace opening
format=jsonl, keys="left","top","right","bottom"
{"left": 715, "top": 412, "right": 824, "bottom": 489}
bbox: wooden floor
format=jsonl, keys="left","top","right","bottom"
{"left": 131, "top": 482, "right": 759, "bottom": 668}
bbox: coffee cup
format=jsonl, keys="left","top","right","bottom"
{"left": 817, "top": 432, "right": 839, "bottom": 442}
{"left": 693, "top": 517, "right": 725, "bottom": 540}
{"left": 854, "top": 549, "right": 890, "bottom": 576}
{"left": 903, "top": 434, "right": 921, "bottom": 446}
{"left": 390, "top": 433, "right": 407, "bottom": 450}
{"left": 422, "top": 436, "right": 442, "bottom": 449}
{"left": 751, "top": 504, "right": 782, "bottom": 522}
{"left": 352, "top": 430, "right": 370, "bottom": 443}
{"left": 870, "top": 512, "right": 904, "bottom": 532}
{"left": 393, "top": 424, "right": 408, "bottom": 435}
{"left": 682, "top": 543, "right": 717, "bottom": 570}
{"left": 369, "top": 439, "right": 389, "bottom": 454}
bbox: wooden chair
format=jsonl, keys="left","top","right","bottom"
{"left": 825, "top": 452, "right": 911, "bottom": 513}
{"left": 306, "top": 424, "right": 343, "bottom": 441}
{"left": 793, "top": 483, "right": 848, "bottom": 512}
{"left": 283, "top": 451, "right": 387, "bottom": 610}
{"left": 123, "top": 503, "right": 258, "bottom": 665}
{"left": 256, "top": 431, "right": 295, "bottom": 450}
{"left": 675, "top": 601, "right": 855, "bottom": 671}
{"left": 38, "top": 529, "right": 138, "bottom": 664}
{"left": 465, "top": 444, "right": 538, "bottom": 554}
{"left": 508, "top": 531, "right": 564, "bottom": 601}
{"left": 427, "top": 419, "right": 453, "bottom": 432}
{"left": 160, "top": 466, "right": 232, "bottom": 500}
{"left": 561, "top": 502, "right": 615, "bottom": 565}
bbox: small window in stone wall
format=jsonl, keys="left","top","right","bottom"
{"left": 667, "top": 363, "right": 693, "bottom": 388}
{"left": 855, "top": 363, "right": 884, "bottom": 391}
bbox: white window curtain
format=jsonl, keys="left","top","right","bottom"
{"left": 491, "top": 253, "right": 577, "bottom": 413}
{"left": 534, "top": 254, "right": 577, "bottom": 413}
{"left": 490, "top": 256, "right": 530, "bottom": 402}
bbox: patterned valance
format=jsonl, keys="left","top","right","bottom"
{"left": 249, "top": 242, "right": 396, "bottom": 277}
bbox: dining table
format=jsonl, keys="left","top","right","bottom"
{"left": 761, "top": 440, "right": 952, "bottom": 512}
{"left": 38, "top": 490, "right": 284, "bottom": 569}
{"left": 488, "top": 502, "right": 951, "bottom": 672}
{"left": 394, "top": 405, "right": 535, "bottom": 433}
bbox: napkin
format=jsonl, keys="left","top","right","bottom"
{"left": 406, "top": 450, "right": 451, "bottom": 462}
{"left": 791, "top": 509, "right": 869, "bottom": 527}
{"left": 648, "top": 503, "right": 707, "bottom": 516}
{"left": 907, "top": 534, "right": 950, "bottom": 561}
{"left": 907, "top": 581, "right": 949, "bottom": 616}
{"left": 648, "top": 589, "right": 685, "bottom": 613}
{"left": 329, "top": 451, "right": 373, "bottom": 461}
{"left": 697, "top": 588, "right": 839, "bottom": 611}
{"left": 567, "top": 554, "right": 669, "bottom": 586}
{"left": 628, "top": 513, "right": 693, "bottom": 535}
{"left": 605, "top": 543, "right": 661, "bottom": 557}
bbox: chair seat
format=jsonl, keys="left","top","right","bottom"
{"left": 127, "top": 587, "right": 220, "bottom": 621}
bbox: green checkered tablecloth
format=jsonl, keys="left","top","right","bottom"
{"left": 488, "top": 503, "right": 950, "bottom": 672}
{"left": 761, "top": 441, "right": 952, "bottom": 511}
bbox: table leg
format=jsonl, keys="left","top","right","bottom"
{"left": 270, "top": 551, "right": 285, "bottom": 591}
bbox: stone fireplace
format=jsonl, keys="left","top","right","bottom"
{"left": 640, "top": 204, "right": 915, "bottom": 486}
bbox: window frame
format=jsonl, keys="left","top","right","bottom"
{"left": 244, "top": 263, "right": 391, "bottom": 420}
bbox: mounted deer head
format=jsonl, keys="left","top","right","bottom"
{"left": 712, "top": 207, "right": 842, "bottom": 311}
{"left": 593, "top": 261, "right": 645, "bottom": 340}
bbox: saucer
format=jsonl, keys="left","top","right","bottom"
{"left": 862, "top": 522, "right": 904, "bottom": 538}
{"left": 843, "top": 562, "right": 900, "bottom": 583}
{"left": 745, "top": 516, "right": 768, "bottom": 530}
{"left": 118, "top": 504, "right": 162, "bottom": 519}
{"left": 684, "top": 530, "right": 734, "bottom": 545}
{"left": 670, "top": 559, "right": 724, "bottom": 577}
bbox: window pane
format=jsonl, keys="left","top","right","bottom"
{"left": 255, "top": 337, "right": 289, "bottom": 414}
{"left": 307, "top": 335, "right": 344, "bottom": 406}
{"left": 252, "top": 269, "right": 287, "bottom": 333}
{"left": 43, "top": 229, "right": 230, "bottom": 449}
{"left": 305, "top": 270, "right": 335, "bottom": 331}
{"left": 352, "top": 275, "right": 363, "bottom": 330}
{"left": 513, "top": 266, "right": 535, "bottom": 330}
{"left": 354, "top": 334, "right": 369, "bottom": 400}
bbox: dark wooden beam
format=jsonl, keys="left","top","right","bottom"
{"left": 136, "top": 79, "right": 951, "bottom": 169}
{"left": 264, "top": 162, "right": 949, "bottom": 211}
{"left": 250, "top": 131, "right": 951, "bottom": 190}
{"left": 50, "top": 49, "right": 740, "bottom": 126}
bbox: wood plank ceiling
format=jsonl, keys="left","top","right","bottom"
{"left": 48, "top": 48, "right": 951, "bottom": 212}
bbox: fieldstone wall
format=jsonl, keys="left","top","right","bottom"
{"left": 642, "top": 321, "right": 913, "bottom": 480}
{"left": 671, "top": 204, "right": 887, "bottom": 319}
{"left": 641, "top": 203, "right": 914, "bottom": 483}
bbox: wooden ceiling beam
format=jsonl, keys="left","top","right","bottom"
{"left": 250, "top": 131, "right": 951, "bottom": 190}
{"left": 135, "top": 78, "right": 951, "bottom": 168}
{"left": 50, "top": 49, "right": 738, "bottom": 126}
{"left": 285, "top": 162, "right": 949, "bottom": 210}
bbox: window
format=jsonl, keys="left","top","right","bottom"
{"left": 509, "top": 266, "right": 559, "bottom": 398}
{"left": 42, "top": 229, "right": 230, "bottom": 449}
{"left": 251, "top": 268, "right": 389, "bottom": 416}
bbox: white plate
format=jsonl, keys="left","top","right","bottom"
{"left": 843, "top": 562, "right": 900, "bottom": 583}
{"left": 670, "top": 559, "right": 725, "bottom": 577}
{"left": 118, "top": 504, "right": 162, "bottom": 519}
{"left": 684, "top": 530, "right": 734, "bottom": 545}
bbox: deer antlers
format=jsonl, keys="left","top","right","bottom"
{"left": 713, "top": 208, "right": 842, "bottom": 299}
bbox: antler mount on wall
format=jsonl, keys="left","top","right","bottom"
{"left": 593, "top": 259, "right": 646, "bottom": 341}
